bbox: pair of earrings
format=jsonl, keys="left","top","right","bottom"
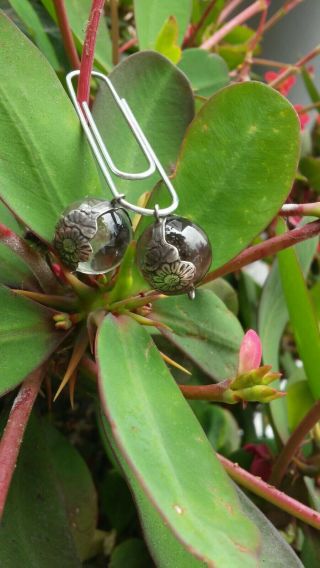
{"left": 54, "top": 71, "right": 212, "bottom": 298}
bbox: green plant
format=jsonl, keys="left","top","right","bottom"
{"left": 0, "top": 1, "right": 320, "bottom": 566}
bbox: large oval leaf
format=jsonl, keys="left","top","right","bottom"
{"left": 100, "top": 407, "right": 302, "bottom": 567}
{"left": 152, "top": 289, "right": 243, "bottom": 380}
{"left": 0, "top": 14, "right": 103, "bottom": 243}
{"left": 0, "top": 414, "right": 97, "bottom": 566}
{"left": 0, "top": 285, "right": 64, "bottom": 395}
{"left": 97, "top": 315, "right": 260, "bottom": 566}
{"left": 92, "top": 51, "right": 195, "bottom": 207}
{"left": 147, "top": 82, "right": 300, "bottom": 269}
{"left": 134, "top": 0, "right": 192, "bottom": 49}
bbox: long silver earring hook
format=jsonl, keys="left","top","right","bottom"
{"left": 66, "top": 70, "right": 179, "bottom": 217}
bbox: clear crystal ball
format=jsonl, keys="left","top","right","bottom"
{"left": 54, "top": 198, "right": 132, "bottom": 275}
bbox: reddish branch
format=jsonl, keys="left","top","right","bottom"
{"left": 53, "top": 0, "right": 80, "bottom": 69}
{"left": 119, "top": 36, "right": 138, "bottom": 53}
{"left": 218, "top": 454, "right": 320, "bottom": 530}
{"left": 269, "top": 45, "right": 320, "bottom": 89}
{"left": 202, "top": 220, "right": 320, "bottom": 284}
{"left": 183, "top": 0, "right": 218, "bottom": 47}
{"left": 77, "top": 0, "right": 105, "bottom": 104}
{"left": 264, "top": 0, "right": 305, "bottom": 33}
{"left": 270, "top": 400, "right": 320, "bottom": 488}
{"left": 0, "top": 368, "right": 44, "bottom": 521}
{"left": 180, "top": 381, "right": 230, "bottom": 401}
{"left": 201, "top": 0, "right": 267, "bottom": 50}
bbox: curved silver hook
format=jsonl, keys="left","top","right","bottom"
{"left": 66, "top": 70, "right": 179, "bottom": 217}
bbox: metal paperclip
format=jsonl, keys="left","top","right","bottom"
{"left": 66, "top": 70, "right": 179, "bottom": 217}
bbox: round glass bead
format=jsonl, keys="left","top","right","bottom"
{"left": 136, "top": 215, "right": 212, "bottom": 295}
{"left": 53, "top": 198, "right": 132, "bottom": 275}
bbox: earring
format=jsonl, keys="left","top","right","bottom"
{"left": 136, "top": 213, "right": 212, "bottom": 298}
{"left": 59, "top": 70, "right": 212, "bottom": 294}
{"left": 53, "top": 198, "right": 132, "bottom": 274}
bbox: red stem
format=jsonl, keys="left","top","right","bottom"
{"left": 0, "top": 368, "right": 44, "bottom": 521}
{"left": 77, "top": 0, "right": 105, "bottom": 104}
{"left": 201, "top": 0, "right": 267, "bottom": 50}
{"left": 269, "top": 45, "right": 320, "bottom": 89}
{"left": 264, "top": 0, "right": 305, "bottom": 33}
{"left": 183, "top": 0, "right": 218, "bottom": 47}
{"left": 180, "top": 381, "right": 230, "bottom": 401}
{"left": 119, "top": 36, "right": 138, "bottom": 53}
{"left": 270, "top": 400, "right": 320, "bottom": 487}
{"left": 202, "top": 219, "right": 320, "bottom": 284}
{"left": 218, "top": 453, "right": 320, "bottom": 530}
{"left": 53, "top": 0, "right": 80, "bottom": 69}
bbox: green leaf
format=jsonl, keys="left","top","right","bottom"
{"left": 152, "top": 289, "right": 243, "bottom": 380}
{"left": 287, "top": 376, "right": 314, "bottom": 431}
{"left": 134, "top": 0, "right": 192, "bottom": 49}
{"left": 202, "top": 277, "right": 239, "bottom": 315}
{"left": 110, "top": 539, "right": 152, "bottom": 568}
{"left": 155, "top": 16, "right": 181, "bottom": 64}
{"left": 0, "top": 201, "right": 34, "bottom": 287}
{"left": 178, "top": 49, "right": 230, "bottom": 97}
{"left": 0, "top": 415, "right": 84, "bottom": 567}
{"left": 92, "top": 51, "right": 194, "bottom": 206}
{"left": 45, "top": 421, "right": 98, "bottom": 561}
{"left": 235, "top": 486, "right": 303, "bottom": 567}
{"left": 99, "top": 410, "right": 205, "bottom": 568}
{"left": 100, "top": 410, "right": 302, "bottom": 568}
{"left": 100, "top": 469, "right": 136, "bottom": 534}
{"left": 147, "top": 82, "right": 300, "bottom": 270}
{"left": 300, "top": 157, "right": 320, "bottom": 192}
{"left": 190, "top": 401, "right": 240, "bottom": 454}
{"left": 217, "top": 26, "right": 255, "bottom": 70}
{"left": 278, "top": 219, "right": 320, "bottom": 400}
{"left": 7, "top": 0, "right": 60, "bottom": 69}
{"left": 41, "top": 0, "right": 112, "bottom": 71}
{"left": 0, "top": 14, "right": 103, "bottom": 242}
{"left": 0, "top": 285, "right": 64, "bottom": 395}
{"left": 301, "top": 67, "right": 320, "bottom": 111}
{"left": 97, "top": 315, "right": 260, "bottom": 566}
{"left": 258, "top": 220, "right": 318, "bottom": 440}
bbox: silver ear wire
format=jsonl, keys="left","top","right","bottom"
{"left": 66, "top": 70, "right": 179, "bottom": 217}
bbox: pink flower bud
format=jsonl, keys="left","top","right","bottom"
{"left": 238, "top": 330, "right": 262, "bottom": 374}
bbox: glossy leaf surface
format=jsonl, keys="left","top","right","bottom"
{"left": 152, "top": 289, "right": 243, "bottom": 380}
{"left": 97, "top": 315, "right": 260, "bottom": 566}
{"left": 0, "top": 14, "right": 103, "bottom": 242}
{"left": 149, "top": 82, "right": 300, "bottom": 269}
{"left": 0, "top": 285, "right": 63, "bottom": 395}
{"left": 93, "top": 51, "right": 194, "bottom": 206}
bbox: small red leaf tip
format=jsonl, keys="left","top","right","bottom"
{"left": 0, "top": 223, "right": 13, "bottom": 237}
{"left": 238, "top": 330, "right": 262, "bottom": 374}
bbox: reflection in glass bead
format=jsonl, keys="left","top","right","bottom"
{"left": 53, "top": 198, "right": 132, "bottom": 275}
{"left": 136, "top": 215, "right": 212, "bottom": 295}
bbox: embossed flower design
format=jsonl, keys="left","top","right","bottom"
{"left": 150, "top": 261, "right": 195, "bottom": 292}
{"left": 54, "top": 223, "right": 92, "bottom": 271}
